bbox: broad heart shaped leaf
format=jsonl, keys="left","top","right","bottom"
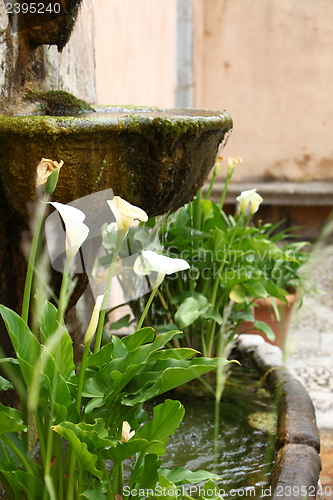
{"left": 121, "top": 327, "right": 155, "bottom": 351}
{"left": 134, "top": 454, "right": 161, "bottom": 490}
{"left": 175, "top": 295, "right": 211, "bottom": 328}
{"left": 198, "top": 479, "right": 224, "bottom": 500}
{"left": 253, "top": 320, "right": 275, "bottom": 342}
{"left": 0, "top": 305, "right": 40, "bottom": 386}
{"left": 51, "top": 423, "right": 103, "bottom": 479}
{"left": 53, "top": 420, "right": 113, "bottom": 452}
{"left": 30, "top": 342, "right": 74, "bottom": 423}
{"left": 134, "top": 400, "right": 184, "bottom": 456}
{"left": 81, "top": 490, "right": 107, "bottom": 500}
{"left": 122, "top": 358, "right": 220, "bottom": 405}
{"left": 0, "top": 433, "right": 29, "bottom": 466}
{"left": 160, "top": 467, "right": 221, "bottom": 485}
{"left": 83, "top": 330, "right": 183, "bottom": 400}
{"left": 0, "top": 469, "right": 45, "bottom": 500}
{"left": 40, "top": 300, "right": 58, "bottom": 341}
{"left": 157, "top": 475, "right": 180, "bottom": 500}
{"left": 243, "top": 281, "right": 268, "bottom": 299}
{"left": 103, "top": 438, "right": 163, "bottom": 463}
{"left": 0, "top": 375, "right": 13, "bottom": 391}
{"left": 40, "top": 301, "right": 75, "bottom": 380}
{"left": 0, "top": 403, "right": 26, "bottom": 435}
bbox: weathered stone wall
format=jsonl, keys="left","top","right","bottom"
{"left": 0, "top": 0, "right": 96, "bottom": 110}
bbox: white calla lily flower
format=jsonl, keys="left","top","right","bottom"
{"left": 121, "top": 421, "right": 135, "bottom": 442}
{"left": 134, "top": 250, "right": 190, "bottom": 288}
{"left": 134, "top": 251, "right": 189, "bottom": 330}
{"left": 83, "top": 294, "right": 104, "bottom": 345}
{"left": 236, "top": 189, "right": 263, "bottom": 215}
{"left": 140, "top": 250, "right": 190, "bottom": 276}
{"left": 49, "top": 202, "right": 89, "bottom": 260}
{"left": 107, "top": 196, "right": 148, "bottom": 234}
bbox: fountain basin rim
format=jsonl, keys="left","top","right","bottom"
{"left": 236, "top": 336, "right": 321, "bottom": 499}
{"left": 0, "top": 108, "right": 232, "bottom": 135}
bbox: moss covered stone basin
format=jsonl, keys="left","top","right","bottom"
{"left": 0, "top": 107, "right": 232, "bottom": 220}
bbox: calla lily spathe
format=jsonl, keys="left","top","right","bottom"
{"left": 36, "top": 158, "right": 63, "bottom": 187}
{"left": 83, "top": 294, "right": 104, "bottom": 345}
{"left": 121, "top": 421, "right": 135, "bottom": 442}
{"left": 49, "top": 202, "right": 89, "bottom": 260}
{"left": 134, "top": 250, "right": 190, "bottom": 288}
{"left": 136, "top": 250, "right": 190, "bottom": 276}
{"left": 107, "top": 196, "right": 148, "bottom": 234}
{"left": 236, "top": 189, "right": 263, "bottom": 215}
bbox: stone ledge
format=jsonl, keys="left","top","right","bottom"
{"left": 268, "top": 444, "right": 322, "bottom": 500}
{"left": 236, "top": 338, "right": 322, "bottom": 499}
{"left": 209, "top": 182, "right": 333, "bottom": 206}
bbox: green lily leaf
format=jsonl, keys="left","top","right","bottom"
{"left": 160, "top": 467, "right": 221, "bottom": 485}
{"left": 104, "top": 438, "right": 163, "bottom": 462}
{"left": 0, "top": 376, "right": 12, "bottom": 391}
{"left": 51, "top": 423, "right": 103, "bottom": 479}
{"left": 0, "top": 433, "right": 29, "bottom": 466}
{"left": 229, "top": 284, "right": 246, "bottom": 304}
{"left": 108, "top": 314, "right": 133, "bottom": 331}
{"left": 122, "top": 327, "right": 155, "bottom": 351}
{"left": 0, "top": 306, "right": 40, "bottom": 386}
{"left": 40, "top": 301, "right": 75, "bottom": 380}
{"left": 123, "top": 358, "right": 220, "bottom": 405}
{"left": 0, "top": 404, "right": 26, "bottom": 435}
{"left": 219, "top": 268, "right": 251, "bottom": 287}
{"left": 253, "top": 320, "right": 275, "bottom": 341}
{"left": 243, "top": 282, "right": 268, "bottom": 298}
{"left": 157, "top": 475, "right": 180, "bottom": 500}
{"left": 81, "top": 490, "right": 107, "bottom": 500}
{"left": 198, "top": 479, "right": 224, "bottom": 500}
{"left": 175, "top": 295, "right": 210, "bottom": 328}
{"left": 134, "top": 400, "right": 184, "bottom": 456}
{"left": 231, "top": 309, "right": 255, "bottom": 322}
{"left": 135, "top": 453, "right": 161, "bottom": 490}
{"left": 202, "top": 307, "right": 223, "bottom": 325}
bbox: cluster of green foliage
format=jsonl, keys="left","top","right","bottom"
{"left": 0, "top": 168, "right": 223, "bottom": 500}
{"left": 128, "top": 158, "right": 309, "bottom": 358}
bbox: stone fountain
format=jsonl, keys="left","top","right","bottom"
{"left": 0, "top": 5, "right": 321, "bottom": 498}
{"left": 0, "top": 2, "right": 232, "bottom": 359}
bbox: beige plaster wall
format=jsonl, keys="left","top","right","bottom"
{"left": 93, "top": 0, "right": 177, "bottom": 108}
{"left": 194, "top": 0, "right": 333, "bottom": 182}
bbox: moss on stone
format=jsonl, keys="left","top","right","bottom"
{"left": 24, "top": 90, "right": 95, "bottom": 116}
{"left": 0, "top": 109, "right": 233, "bottom": 219}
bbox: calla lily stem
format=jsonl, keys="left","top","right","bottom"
{"left": 94, "top": 236, "right": 124, "bottom": 353}
{"left": 22, "top": 197, "right": 48, "bottom": 324}
{"left": 136, "top": 284, "right": 159, "bottom": 330}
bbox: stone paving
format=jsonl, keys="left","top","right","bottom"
{"left": 285, "top": 245, "right": 333, "bottom": 498}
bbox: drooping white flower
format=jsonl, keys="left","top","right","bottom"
{"left": 83, "top": 294, "right": 104, "bottom": 345}
{"left": 236, "top": 189, "right": 263, "bottom": 215}
{"left": 121, "top": 421, "right": 135, "bottom": 442}
{"left": 134, "top": 250, "right": 190, "bottom": 288}
{"left": 141, "top": 250, "right": 190, "bottom": 275}
{"left": 107, "top": 196, "right": 148, "bottom": 234}
{"left": 49, "top": 202, "right": 89, "bottom": 260}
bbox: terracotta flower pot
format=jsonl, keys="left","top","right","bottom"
{"left": 238, "top": 292, "right": 298, "bottom": 350}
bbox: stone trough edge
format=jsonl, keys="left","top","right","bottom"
{"left": 236, "top": 335, "right": 322, "bottom": 500}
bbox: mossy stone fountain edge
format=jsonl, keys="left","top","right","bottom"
{"left": 0, "top": 108, "right": 233, "bottom": 221}
{"left": 236, "top": 336, "right": 322, "bottom": 499}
